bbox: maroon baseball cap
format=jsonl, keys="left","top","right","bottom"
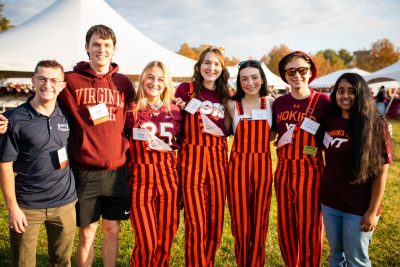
{"left": 278, "top": 51, "right": 317, "bottom": 83}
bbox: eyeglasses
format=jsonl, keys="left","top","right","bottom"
{"left": 238, "top": 60, "right": 261, "bottom": 69}
{"left": 285, "top": 67, "right": 309, "bottom": 76}
{"left": 34, "top": 76, "right": 64, "bottom": 86}
{"left": 337, "top": 88, "right": 355, "bottom": 95}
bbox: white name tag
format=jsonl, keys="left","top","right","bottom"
{"left": 132, "top": 128, "right": 150, "bottom": 141}
{"left": 57, "top": 123, "right": 69, "bottom": 131}
{"left": 148, "top": 133, "right": 173, "bottom": 152}
{"left": 201, "top": 112, "right": 225, "bottom": 136}
{"left": 88, "top": 103, "right": 109, "bottom": 125}
{"left": 57, "top": 147, "right": 68, "bottom": 169}
{"left": 184, "top": 98, "right": 202, "bottom": 114}
{"left": 277, "top": 127, "right": 294, "bottom": 148}
{"left": 251, "top": 109, "right": 268, "bottom": 120}
{"left": 300, "top": 117, "right": 320, "bottom": 135}
{"left": 323, "top": 132, "right": 333, "bottom": 149}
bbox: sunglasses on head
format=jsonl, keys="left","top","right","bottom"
{"left": 285, "top": 67, "right": 309, "bottom": 76}
{"left": 238, "top": 60, "right": 261, "bottom": 69}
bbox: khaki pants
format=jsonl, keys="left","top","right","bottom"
{"left": 10, "top": 201, "right": 76, "bottom": 267}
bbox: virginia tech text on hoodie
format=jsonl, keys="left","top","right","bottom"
{"left": 59, "top": 61, "right": 135, "bottom": 170}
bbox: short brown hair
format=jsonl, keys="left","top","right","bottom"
{"left": 34, "top": 60, "right": 64, "bottom": 79}
{"left": 278, "top": 51, "right": 317, "bottom": 83}
{"left": 85, "top": 24, "right": 117, "bottom": 46}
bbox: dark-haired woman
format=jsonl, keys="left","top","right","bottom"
{"left": 321, "top": 73, "right": 392, "bottom": 267}
{"left": 175, "top": 46, "right": 230, "bottom": 266}
{"left": 226, "top": 60, "right": 274, "bottom": 266}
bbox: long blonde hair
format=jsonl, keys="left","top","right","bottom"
{"left": 135, "top": 61, "right": 175, "bottom": 112}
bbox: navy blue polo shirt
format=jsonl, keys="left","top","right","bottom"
{"left": 0, "top": 99, "right": 77, "bottom": 208}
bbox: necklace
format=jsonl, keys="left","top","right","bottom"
{"left": 148, "top": 100, "right": 164, "bottom": 110}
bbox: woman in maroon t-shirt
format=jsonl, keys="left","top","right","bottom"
{"left": 175, "top": 47, "right": 230, "bottom": 266}
{"left": 321, "top": 73, "right": 392, "bottom": 267}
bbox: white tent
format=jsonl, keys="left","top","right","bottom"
{"left": 364, "top": 61, "right": 400, "bottom": 83}
{"left": 0, "top": 0, "right": 195, "bottom": 78}
{"left": 310, "top": 68, "right": 370, "bottom": 88}
{"left": 228, "top": 63, "right": 289, "bottom": 89}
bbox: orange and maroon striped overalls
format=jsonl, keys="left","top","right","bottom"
{"left": 274, "top": 92, "right": 324, "bottom": 267}
{"left": 228, "top": 97, "right": 273, "bottom": 267}
{"left": 128, "top": 111, "right": 180, "bottom": 267}
{"left": 179, "top": 83, "right": 228, "bottom": 267}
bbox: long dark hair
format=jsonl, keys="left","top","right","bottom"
{"left": 192, "top": 47, "right": 230, "bottom": 104}
{"left": 231, "top": 60, "right": 270, "bottom": 100}
{"left": 329, "top": 73, "right": 391, "bottom": 184}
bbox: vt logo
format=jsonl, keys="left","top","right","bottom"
{"left": 330, "top": 138, "right": 348, "bottom": 148}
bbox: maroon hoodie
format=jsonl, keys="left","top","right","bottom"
{"left": 59, "top": 61, "right": 135, "bottom": 170}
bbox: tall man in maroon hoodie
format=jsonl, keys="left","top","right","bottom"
{"left": 58, "top": 25, "right": 135, "bottom": 267}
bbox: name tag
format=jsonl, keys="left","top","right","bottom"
{"left": 57, "top": 147, "right": 68, "bottom": 169}
{"left": 251, "top": 109, "right": 268, "bottom": 120}
{"left": 303, "top": 145, "right": 318, "bottom": 156}
{"left": 300, "top": 117, "right": 320, "bottom": 135}
{"left": 57, "top": 123, "right": 69, "bottom": 131}
{"left": 148, "top": 133, "right": 173, "bottom": 152}
{"left": 88, "top": 103, "right": 109, "bottom": 125}
{"left": 201, "top": 112, "right": 225, "bottom": 136}
{"left": 132, "top": 128, "right": 150, "bottom": 141}
{"left": 277, "top": 127, "right": 294, "bottom": 148}
{"left": 184, "top": 98, "right": 202, "bottom": 114}
{"left": 323, "top": 132, "right": 333, "bottom": 149}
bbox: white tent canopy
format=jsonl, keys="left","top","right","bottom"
{"left": 310, "top": 68, "right": 370, "bottom": 88}
{"left": 228, "top": 63, "right": 288, "bottom": 88}
{"left": 364, "top": 61, "right": 400, "bottom": 83}
{"left": 0, "top": 0, "right": 195, "bottom": 77}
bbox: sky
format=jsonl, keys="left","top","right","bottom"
{"left": 2, "top": 0, "right": 400, "bottom": 60}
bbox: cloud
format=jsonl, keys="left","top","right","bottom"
{"left": 3, "top": 0, "right": 399, "bottom": 59}
{"left": 2, "top": 0, "right": 55, "bottom": 25}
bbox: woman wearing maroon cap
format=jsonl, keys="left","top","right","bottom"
{"left": 272, "top": 51, "right": 330, "bottom": 267}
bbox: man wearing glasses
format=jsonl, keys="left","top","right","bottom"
{"left": 0, "top": 25, "right": 135, "bottom": 266}
{"left": 0, "top": 60, "right": 77, "bottom": 266}
{"left": 272, "top": 51, "right": 330, "bottom": 267}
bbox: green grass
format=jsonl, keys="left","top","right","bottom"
{"left": 1, "top": 121, "right": 400, "bottom": 266}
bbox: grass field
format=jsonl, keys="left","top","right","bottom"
{"left": 1, "top": 121, "right": 400, "bottom": 266}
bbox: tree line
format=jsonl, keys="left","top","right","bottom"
{"left": 1, "top": 2, "right": 398, "bottom": 78}
{"left": 177, "top": 39, "right": 400, "bottom": 77}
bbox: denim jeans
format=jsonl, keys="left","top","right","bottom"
{"left": 376, "top": 102, "right": 385, "bottom": 114}
{"left": 321, "top": 204, "right": 379, "bottom": 267}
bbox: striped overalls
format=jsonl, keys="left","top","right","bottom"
{"left": 228, "top": 97, "right": 273, "bottom": 266}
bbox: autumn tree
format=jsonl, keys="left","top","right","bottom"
{"left": 177, "top": 43, "right": 239, "bottom": 66}
{"left": 353, "top": 50, "right": 373, "bottom": 72}
{"left": 0, "top": 2, "right": 12, "bottom": 32}
{"left": 338, "top": 48, "right": 353, "bottom": 66}
{"left": 261, "top": 45, "right": 292, "bottom": 75}
{"left": 225, "top": 56, "right": 240, "bottom": 66}
{"left": 353, "top": 38, "right": 400, "bottom": 72}
{"left": 370, "top": 38, "right": 400, "bottom": 70}
{"left": 177, "top": 42, "right": 198, "bottom": 60}
{"left": 312, "top": 49, "right": 345, "bottom": 77}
